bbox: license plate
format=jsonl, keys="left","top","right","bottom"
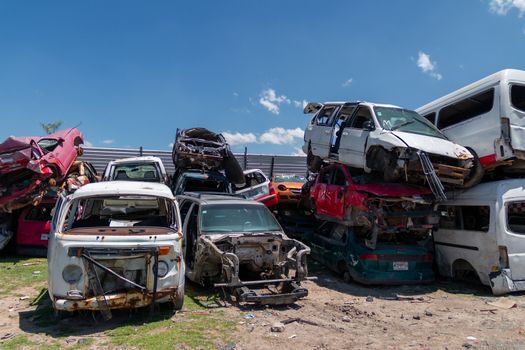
{"left": 40, "top": 234, "right": 49, "bottom": 241}
{"left": 393, "top": 261, "right": 408, "bottom": 271}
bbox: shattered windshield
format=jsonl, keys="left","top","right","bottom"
{"left": 112, "top": 163, "right": 160, "bottom": 182}
{"left": 62, "top": 195, "right": 177, "bottom": 233}
{"left": 374, "top": 107, "right": 447, "bottom": 139}
{"left": 200, "top": 204, "right": 282, "bottom": 233}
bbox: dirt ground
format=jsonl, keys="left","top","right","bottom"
{"left": 2, "top": 260, "right": 525, "bottom": 349}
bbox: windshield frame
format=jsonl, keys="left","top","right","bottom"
{"left": 59, "top": 194, "right": 178, "bottom": 234}
{"left": 373, "top": 107, "right": 448, "bottom": 140}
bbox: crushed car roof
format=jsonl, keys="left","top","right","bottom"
{"left": 70, "top": 181, "right": 174, "bottom": 199}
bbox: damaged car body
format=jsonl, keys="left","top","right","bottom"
{"left": 178, "top": 193, "right": 311, "bottom": 305}
{"left": 308, "top": 163, "right": 438, "bottom": 249}
{"left": 303, "top": 102, "right": 478, "bottom": 200}
{"left": 47, "top": 182, "right": 185, "bottom": 318}
{"left": 172, "top": 127, "right": 245, "bottom": 187}
{"left": 0, "top": 128, "right": 84, "bottom": 212}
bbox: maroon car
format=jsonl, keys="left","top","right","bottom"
{"left": 0, "top": 128, "right": 84, "bottom": 212}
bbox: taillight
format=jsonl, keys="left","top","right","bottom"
{"left": 422, "top": 253, "right": 433, "bottom": 262}
{"left": 159, "top": 246, "right": 171, "bottom": 256}
{"left": 499, "top": 245, "right": 509, "bottom": 268}
{"left": 360, "top": 253, "right": 379, "bottom": 261}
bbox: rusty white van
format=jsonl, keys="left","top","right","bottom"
{"left": 435, "top": 179, "right": 525, "bottom": 295}
{"left": 47, "top": 181, "right": 184, "bottom": 319}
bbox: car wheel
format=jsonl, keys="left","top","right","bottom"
{"left": 307, "top": 150, "right": 322, "bottom": 172}
{"left": 462, "top": 147, "right": 484, "bottom": 189}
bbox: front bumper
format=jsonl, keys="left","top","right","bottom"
{"left": 53, "top": 287, "right": 178, "bottom": 311}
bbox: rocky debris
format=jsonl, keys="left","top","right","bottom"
{"left": 366, "top": 296, "right": 374, "bottom": 302}
{"left": 413, "top": 315, "right": 420, "bottom": 320}
{"left": 424, "top": 309, "right": 433, "bottom": 317}
{"left": 270, "top": 322, "right": 285, "bottom": 333}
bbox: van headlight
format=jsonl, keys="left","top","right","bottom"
{"left": 157, "top": 261, "right": 169, "bottom": 278}
{"left": 62, "top": 265, "right": 83, "bottom": 284}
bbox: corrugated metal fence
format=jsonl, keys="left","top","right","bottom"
{"left": 80, "top": 147, "right": 307, "bottom": 177}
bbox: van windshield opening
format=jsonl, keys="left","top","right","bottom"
{"left": 374, "top": 107, "right": 447, "bottom": 139}
{"left": 62, "top": 195, "right": 176, "bottom": 233}
{"left": 200, "top": 204, "right": 281, "bottom": 233}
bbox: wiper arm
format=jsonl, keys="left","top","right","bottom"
{"left": 391, "top": 120, "right": 414, "bottom": 131}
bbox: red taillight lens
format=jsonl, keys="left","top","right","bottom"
{"left": 360, "top": 253, "right": 379, "bottom": 261}
{"left": 269, "top": 185, "right": 276, "bottom": 195}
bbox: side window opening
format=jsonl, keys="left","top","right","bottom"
{"left": 320, "top": 169, "right": 332, "bottom": 184}
{"left": 179, "top": 200, "right": 193, "bottom": 224}
{"left": 437, "top": 89, "right": 495, "bottom": 129}
{"left": 507, "top": 202, "right": 525, "bottom": 234}
{"left": 423, "top": 112, "right": 436, "bottom": 124}
{"left": 315, "top": 106, "right": 338, "bottom": 126}
{"left": 511, "top": 84, "right": 525, "bottom": 112}
{"left": 438, "top": 205, "right": 490, "bottom": 232}
{"left": 332, "top": 168, "right": 348, "bottom": 187}
{"left": 349, "top": 107, "right": 372, "bottom": 129}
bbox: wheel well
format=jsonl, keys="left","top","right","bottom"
{"left": 74, "top": 136, "right": 83, "bottom": 146}
{"left": 337, "top": 260, "right": 348, "bottom": 274}
{"left": 452, "top": 259, "right": 481, "bottom": 282}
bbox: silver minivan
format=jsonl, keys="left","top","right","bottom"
{"left": 434, "top": 179, "right": 525, "bottom": 295}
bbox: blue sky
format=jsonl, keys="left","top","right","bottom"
{"left": 1, "top": 0, "right": 525, "bottom": 155}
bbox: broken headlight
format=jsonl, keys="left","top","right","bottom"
{"left": 62, "top": 264, "right": 83, "bottom": 284}
{"left": 157, "top": 260, "right": 169, "bottom": 278}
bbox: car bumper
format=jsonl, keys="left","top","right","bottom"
{"left": 53, "top": 287, "right": 179, "bottom": 311}
{"left": 349, "top": 269, "right": 435, "bottom": 285}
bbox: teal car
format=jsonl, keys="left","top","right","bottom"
{"left": 304, "top": 222, "right": 434, "bottom": 285}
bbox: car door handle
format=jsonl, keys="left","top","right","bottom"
{"left": 342, "top": 132, "right": 348, "bottom": 136}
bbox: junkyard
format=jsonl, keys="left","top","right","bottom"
{"left": 3, "top": 2, "right": 525, "bottom": 349}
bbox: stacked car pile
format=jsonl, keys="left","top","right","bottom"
{"left": 0, "top": 128, "right": 98, "bottom": 254}
{"left": 299, "top": 101, "right": 482, "bottom": 284}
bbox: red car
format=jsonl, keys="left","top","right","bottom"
{"left": 309, "top": 163, "right": 438, "bottom": 237}
{"left": 15, "top": 200, "right": 54, "bottom": 256}
{"left": 0, "top": 128, "right": 83, "bottom": 212}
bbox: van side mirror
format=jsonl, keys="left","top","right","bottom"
{"left": 363, "top": 121, "right": 375, "bottom": 131}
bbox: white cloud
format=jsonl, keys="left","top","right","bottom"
{"left": 233, "top": 92, "right": 239, "bottom": 97}
{"left": 222, "top": 131, "right": 257, "bottom": 146}
{"left": 291, "top": 147, "right": 306, "bottom": 156}
{"left": 222, "top": 127, "right": 305, "bottom": 146}
{"left": 490, "top": 0, "right": 525, "bottom": 16}
{"left": 84, "top": 140, "right": 93, "bottom": 147}
{"left": 293, "top": 99, "right": 308, "bottom": 109}
{"left": 102, "top": 139, "right": 115, "bottom": 145}
{"left": 342, "top": 78, "right": 353, "bottom": 87}
{"left": 259, "top": 127, "right": 304, "bottom": 145}
{"left": 259, "top": 88, "right": 291, "bottom": 114}
{"left": 417, "top": 51, "right": 443, "bottom": 80}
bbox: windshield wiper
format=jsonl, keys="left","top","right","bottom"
{"left": 391, "top": 120, "right": 414, "bottom": 131}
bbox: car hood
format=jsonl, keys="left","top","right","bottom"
{"left": 389, "top": 130, "right": 472, "bottom": 160}
{"left": 0, "top": 136, "right": 33, "bottom": 155}
{"left": 354, "top": 182, "right": 432, "bottom": 197}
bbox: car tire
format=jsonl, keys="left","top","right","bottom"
{"left": 223, "top": 150, "right": 245, "bottom": 187}
{"left": 462, "top": 147, "right": 484, "bottom": 189}
{"left": 307, "top": 150, "right": 322, "bottom": 173}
